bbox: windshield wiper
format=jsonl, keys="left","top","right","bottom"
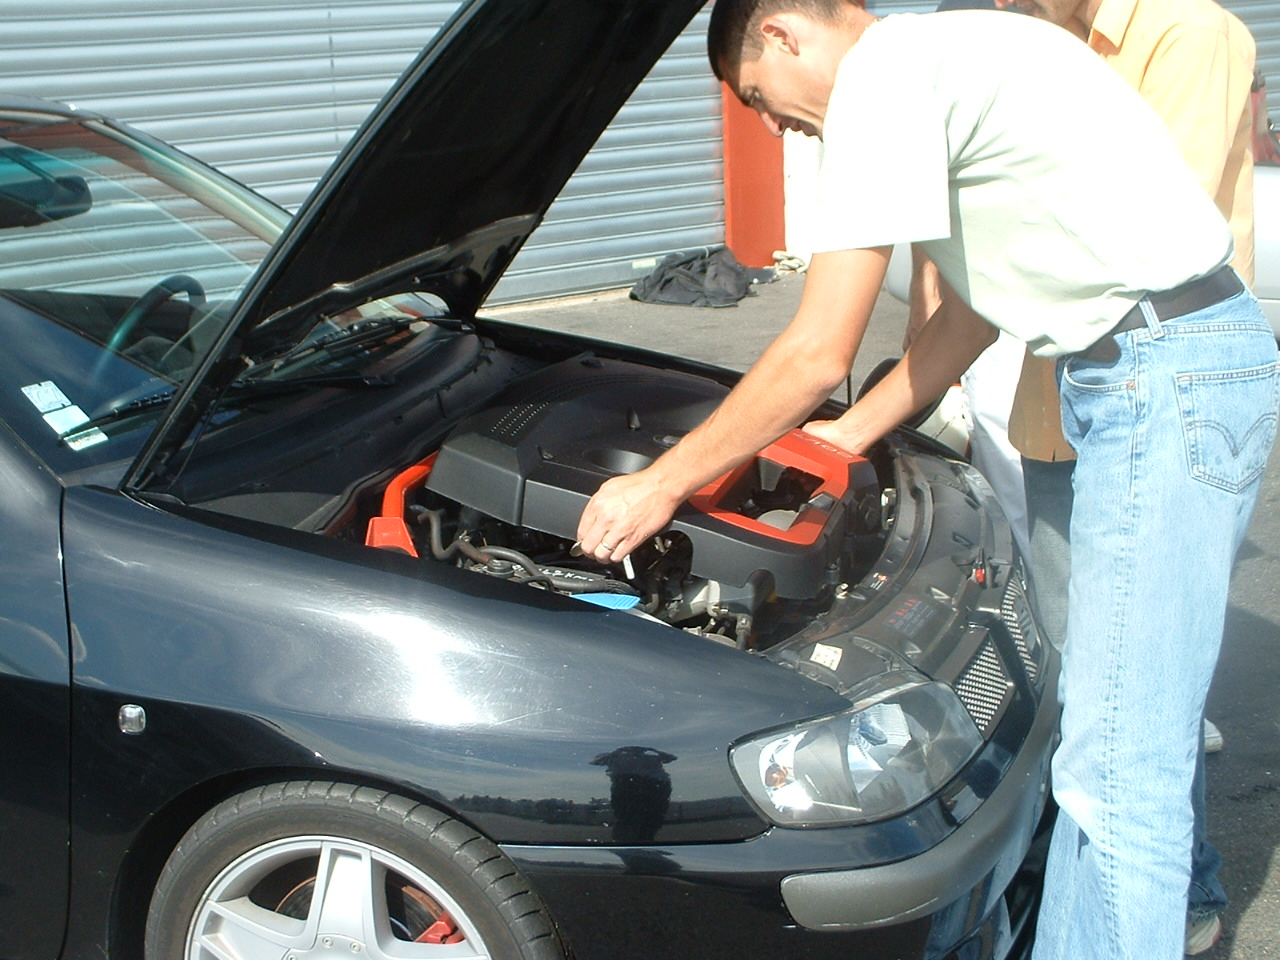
{"left": 227, "top": 372, "right": 397, "bottom": 394}
{"left": 61, "top": 389, "right": 177, "bottom": 445}
{"left": 244, "top": 315, "right": 416, "bottom": 379}
{"left": 62, "top": 370, "right": 397, "bottom": 447}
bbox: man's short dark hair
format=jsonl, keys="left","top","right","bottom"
{"left": 707, "top": 0, "right": 851, "bottom": 80}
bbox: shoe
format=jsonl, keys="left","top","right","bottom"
{"left": 1204, "top": 719, "right": 1224, "bottom": 754}
{"left": 1185, "top": 913, "right": 1223, "bottom": 955}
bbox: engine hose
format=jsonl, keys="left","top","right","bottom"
{"left": 478, "top": 545, "right": 552, "bottom": 581}
{"left": 411, "top": 507, "right": 635, "bottom": 596}
{"left": 415, "top": 509, "right": 546, "bottom": 578}
{"left": 413, "top": 508, "right": 476, "bottom": 562}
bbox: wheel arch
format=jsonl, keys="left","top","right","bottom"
{"left": 107, "top": 766, "right": 490, "bottom": 960}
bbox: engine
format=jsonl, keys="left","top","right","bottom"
{"left": 365, "top": 355, "right": 884, "bottom": 647}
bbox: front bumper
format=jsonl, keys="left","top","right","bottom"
{"left": 781, "top": 665, "right": 1057, "bottom": 930}
{"left": 502, "top": 665, "right": 1057, "bottom": 960}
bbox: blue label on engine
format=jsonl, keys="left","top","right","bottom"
{"left": 572, "top": 593, "right": 642, "bottom": 610}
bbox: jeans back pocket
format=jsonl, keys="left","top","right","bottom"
{"left": 1176, "top": 361, "right": 1280, "bottom": 493}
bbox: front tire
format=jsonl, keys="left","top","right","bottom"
{"left": 145, "top": 781, "right": 566, "bottom": 960}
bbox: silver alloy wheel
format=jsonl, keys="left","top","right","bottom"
{"left": 187, "top": 834, "right": 492, "bottom": 960}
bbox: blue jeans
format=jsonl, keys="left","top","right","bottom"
{"left": 1029, "top": 290, "right": 1279, "bottom": 960}
{"left": 1022, "top": 457, "right": 1227, "bottom": 927}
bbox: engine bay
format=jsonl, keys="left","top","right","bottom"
{"left": 362, "top": 355, "right": 888, "bottom": 649}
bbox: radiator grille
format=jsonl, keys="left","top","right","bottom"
{"left": 954, "top": 638, "right": 1013, "bottom": 735}
{"left": 1001, "top": 567, "right": 1040, "bottom": 683}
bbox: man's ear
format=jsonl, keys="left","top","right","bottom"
{"left": 758, "top": 14, "right": 802, "bottom": 56}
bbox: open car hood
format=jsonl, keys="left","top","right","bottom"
{"left": 245, "top": 0, "right": 709, "bottom": 353}
{"left": 128, "top": 0, "right": 709, "bottom": 489}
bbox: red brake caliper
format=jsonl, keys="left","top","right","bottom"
{"left": 416, "top": 914, "right": 465, "bottom": 944}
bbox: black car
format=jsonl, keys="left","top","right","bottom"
{"left": 0, "top": 2, "right": 1056, "bottom": 959}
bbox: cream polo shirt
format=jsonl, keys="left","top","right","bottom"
{"left": 1008, "top": 0, "right": 1256, "bottom": 461}
{"left": 809, "top": 10, "right": 1232, "bottom": 359}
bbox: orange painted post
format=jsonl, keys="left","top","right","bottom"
{"left": 720, "top": 83, "right": 786, "bottom": 269}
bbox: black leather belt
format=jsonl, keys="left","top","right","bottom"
{"left": 1080, "top": 266, "right": 1244, "bottom": 362}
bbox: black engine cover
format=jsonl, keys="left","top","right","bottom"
{"left": 427, "top": 355, "right": 878, "bottom": 598}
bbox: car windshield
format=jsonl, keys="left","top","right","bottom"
{"left": 0, "top": 112, "right": 290, "bottom": 476}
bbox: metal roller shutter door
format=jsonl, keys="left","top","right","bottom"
{"left": 0, "top": 2, "right": 723, "bottom": 304}
{"left": 1224, "top": 1, "right": 1280, "bottom": 115}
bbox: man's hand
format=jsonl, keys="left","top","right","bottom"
{"left": 801, "top": 418, "right": 864, "bottom": 455}
{"left": 576, "top": 468, "right": 684, "bottom": 563}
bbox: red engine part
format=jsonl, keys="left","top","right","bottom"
{"left": 365, "top": 452, "right": 437, "bottom": 556}
{"left": 688, "top": 429, "right": 868, "bottom": 546}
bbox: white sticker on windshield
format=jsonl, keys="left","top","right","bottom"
{"left": 21, "top": 381, "right": 72, "bottom": 413}
{"left": 21, "top": 380, "right": 109, "bottom": 450}
{"left": 42, "top": 404, "right": 89, "bottom": 434}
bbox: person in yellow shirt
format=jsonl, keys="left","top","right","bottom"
{"left": 996, "top": 0, "right": 1255, "bottom": 952}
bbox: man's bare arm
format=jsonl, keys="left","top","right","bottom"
{"left": 902, "top": 244, "right": 943, "bottom": 351}
{"left": 576, "top": 246, "right": 891, "bottom": 561}
{"left": 805, "top": 277, "right": 998, "bottom": 454}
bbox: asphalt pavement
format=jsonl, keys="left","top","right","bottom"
{"left": 492, "top": 270, "right": 1280, "bottom": 959}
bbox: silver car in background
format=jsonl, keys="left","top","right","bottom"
{"left": 1252, "top": 70, "right": 1280, "bottom": 335}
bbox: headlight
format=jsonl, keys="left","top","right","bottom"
{"left": 731, "top": 677, "right": 983, "bottom": 826}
